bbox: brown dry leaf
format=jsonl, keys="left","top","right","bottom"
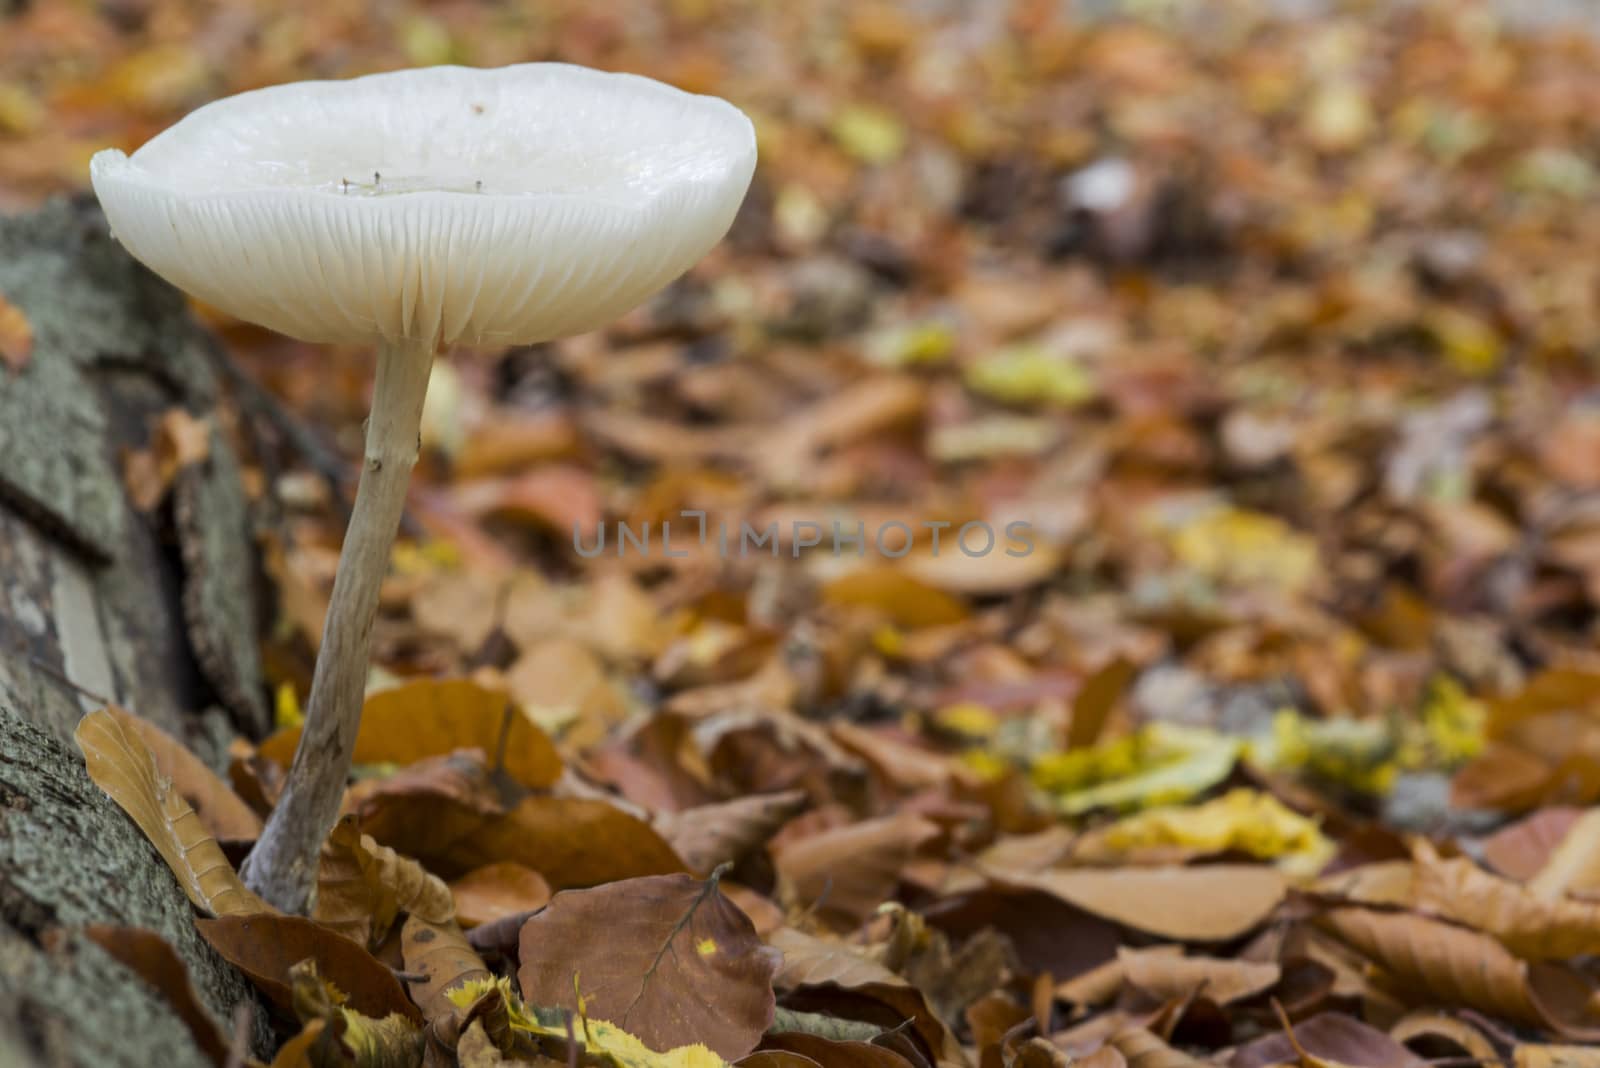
{"left": 106, "top": 705, "right": 262, "bottom": 841}
{"left": 1102, "top": 1027, "right": 1211, "bottom": 1067}
{"left": 259, "top": 678, "right": 561, "bottom": 790}
{"left": 738, "top": 1051, "right": 826, "bottom": 1068}
{"left": 820, "top": 569, "right": 969, "bottom": 628}
{"left": 1231, "top": 1007, "right": 1427, "bottom": 1068}
{"left": 76, "top": 924, "right": 231, "bottom": 1066}
{"left": 1003, "top": 866, "right": 1285, "bottom": 942}
{"left": 449, "top": 863, "right": 552, "bottom": 929}
{"left": 518, "top": 873, "right": 780, "bottom": 1060}
{"left": 456, "top": 410, "right": 579, "bottom": 479}
{"left": 1411, "top": 840, "right": 1600, "bottom": 958}
{"left": 898, "top": 541, "right": 1063, "bottom": 597}
{"left": 1387, "top": 1012, "right": 1500, "bottom": 1067}
{"left": 759, "top": 375, "right": 925, "bottom": 485}
{"left": 772, "top": 813, "right": 940, "bottom": 927}
{"left": 0, "top": 290, "right": 34, "bottom": 374}
{"left": 316, "top": 817, "right": 455, "bottom": 947}
{"left": 1529, "top": 808, "right": 1600, "bottom": 901}
{"left": 401, "top": 915, "right": 490, "bottom": 1024}
{"left": 779, "top": 979, "right": 966, "bottom": 1068}
{"left": 654, "top": 790, "right": 809, "bottom": 876}
{"left": 1068, "top": 659, "right": 1136, "bottom": 750}
{"left": 1481, "top": 808, "right": 1584, "bottom": 884}
{"left": 1319, "top": 907, "right": 1600, "bottom": 1038}
{"left": 1516, "top": 1046, "right": 1600, "bottom": 1067}
{"left": 74, "top": 708, "right": 271, "bottom": 917}
{"left": 505, "top": 637, "right": 628, "bottom": 740}
{"left": 369, "top": 794, "right": 686, "bottom": 890}
{"left": 197, "top": 913, "right": 422, "bottom": 1024}
{"left": 759, "top": 1033, "right": 913, "bottom": 1068}
{"left": 1116, "top": 946, "right": 1279, "bottom": 1006}
{"left": 767, "top": 927, "right": 904, "bottom": 990}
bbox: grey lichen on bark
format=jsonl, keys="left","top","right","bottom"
{"left": 0, "top": 702, "right": 267, "bottom": 1066}
{"left": 0, "top": 196, "right": 267, "bottom": 742}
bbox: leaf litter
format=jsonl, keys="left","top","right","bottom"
{"left": 35, "top": 0, "right": 1600, "bottom": 1063}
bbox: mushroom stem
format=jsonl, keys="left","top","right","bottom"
{"left": 242, "top": 338, "right": 435, "bottom": 913}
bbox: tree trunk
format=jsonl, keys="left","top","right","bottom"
{"left": 0, "top": 196, "right": 271, "bottom": 1066}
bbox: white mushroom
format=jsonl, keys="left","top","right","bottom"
{"left": 91, "top": 63, "right": 756, "bottom": 912}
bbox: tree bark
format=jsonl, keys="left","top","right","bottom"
{"left": 0, "top": 196, "right": 270, "bottom": 1066}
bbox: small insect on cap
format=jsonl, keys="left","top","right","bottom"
{"left": 90, "top": 63, "right": 757, "bottom": 348}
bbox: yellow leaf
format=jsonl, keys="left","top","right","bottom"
{"left": 1089, "top": 788, "right": 1335, "bottom": 879}
{"left": 276, "top": 681, "right": 304, "bottom": 731}
{"left": 449, "top": 978, "right": 730, "bottom": 1068}
{"left": 1032, "top": 723, "right": 1239, "bottom": 815}
{"left": 964, "top": 343, "right": 1095, "bottom": 407}
{"left": 829, "top": 105, "right": 905, "bottom": 164}
{"left": 1168, "top": 506, "right": 1318, "bottom": 594}
{"left": 1427, "top": 306, "right": 1502, "bottom": 376}
{"left": 864, "top": 321, "right": 954, "bottom": 369}
{"left": 74, "top": 709, "right": 272, "bottom": 917}
{"left": 1304, "top": 81, "right": 1372, "bottom": 152}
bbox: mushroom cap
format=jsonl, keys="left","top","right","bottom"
{"left": 90, "top": 64, "right": 756, "bottom": 347}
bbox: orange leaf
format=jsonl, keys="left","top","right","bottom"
{"left": 74, "top": 708, "right": 271, "bottom": 917}
{"left": 0, "top": 290, "right": 33, "bottom": 374}
{"left": 107, "top": 706, "right": 262, "bottom": 841}
{"left": 449, "top": 862, "right": 552, "bottom": 930}
{"left": 260, "top": 678, "right": 562, "bottom": 790}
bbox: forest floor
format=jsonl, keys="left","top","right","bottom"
{"left": 7, "top": 0, "right": 1600, "bottom": 1065}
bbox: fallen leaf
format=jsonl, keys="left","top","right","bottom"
{"left": 75, "top": 924, "right": 232, "bottom": 1066}
{"left": 1031, "top": 724, "right": 1240, "bottom": 815}
{"left": 403, "top": 915, "right": 490, "bottom": 1024}
{"left": 819, "top": 569, "right": 969, "bottom": 629}
{"left": 260, "top": 678, "right": 561, "bottom": 790}
{"left": 1319, "top": 907, "right": 1600, "bottom": 1038}
{"left": 1386, "top": 1012, "right": 1500, "bottom": 1067}
{"left": 450, "top": 863, "right": 552, "bottom": 929}
{"left": 766, "top": 927, "right": 904, "bottom": 990}
{"left": 453, "top": 978, "right": 732, "bottom": 1068}
{"left": 1231, "top": 1008, "right": 1426, "bottom": 1068}
{"left": 107, "top": 705, "right": 262, "bottom": 841}
{"left": 776, "top": 981, "right": 964, "bottom": 1068}
{"left": 75, "top": 708, "right": 271, "bottom": 917}
{"left": 1411, "top": 840, "right": 1600, "bottom": 958}
{"left": 0, "top": 290, "right": 33, "bottom": 374}
{"left": 518, "top": 873, "right": 779, "bottom": 1059}
{"left": 772, "top": 813, "right": 941, "bottom": 927}
{"left": 1480, "top": 808, "right": 1584, "bottom": 884}
{"left": 316, "top": 816, "right": 455, "bottom": 947}
{"left": 654, "top": 791, "right": 809, "bottom": 876}
{"left": 1074, "top": 789, "right": 1335, "bottom": 879}
{"left": 1116, "top": 946, "right": 1280, "bottom": 1006}
{"left": 288, "top": 958, "right": 425, "bottom": 1067}
{"left": 1529, "top": 808, "right": 1600, "bottom": 901}
{"left": 1003, "top": 866, "right": 1285, "bottom": 942}
{"left": 197, "top": 913, "right": 422, "bottom": 1024}
{"left": 759, "top": 1033, "right": 911, "bottom": 1068}
{"left": 367, "top": 793, "right": 686, "bottom": 890}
